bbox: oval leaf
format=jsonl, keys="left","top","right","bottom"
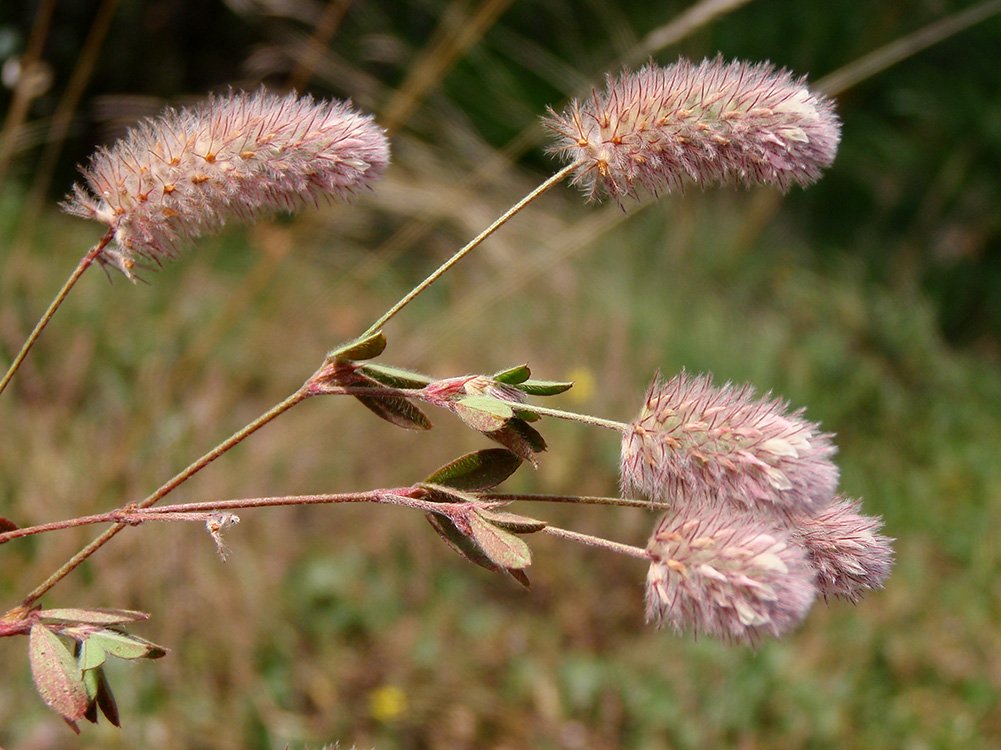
{"left": 29, "top": 624, "right": 89, "bottom": 722}
{"left": 327, "top": 330, "right": 387, "bottom": 362}
{"left": 88, "top": 629, "right": 168, "bottom": 660}
{"left": 41, "top": 608, "right": 151, "bottom": 626}
{"left": 423, "top": 449, "right": 523, "bottom": 491}
{"left": 514, "top": 379, "right": 574, "bottom": 396}
{"left": 493, "top": 364, "right": 531, "bottom": 384}
{"left": 358, "top": 363, "right": 433, "bottom": 389}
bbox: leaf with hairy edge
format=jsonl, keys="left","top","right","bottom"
{"left": 358, "top": 363, "right": 434, "bottom": 389}
{"left": 86, "top": 629, "right": 167, "bottom": 660}
{"left": 355, "top": 393, "right": 433, "bottom": 430}
{"left": 476, "top": 509, "right": 548, "bottom": 534}
{"left": 29, "top": 623, "right": 89, "bottom": 723}
{"left": 424, "top": 449, "right": 523, "bottom": 491}
{"left": 467, "top": 512, "right": 532, "bottom": 570}
{"left": 41, "top": 608, "right": 150, "bottom": 626}
{"left": 493, "top": 364, "right": 531, "bottom": 384}
{"left": 514, "top": 379, "right": 574, "bottom": 396}
{"left": 326, "top": 330, "right": 387, "bottom": 362}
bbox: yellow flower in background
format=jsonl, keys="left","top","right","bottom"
{"left": 565, "top": 366, "right": 595, "bottom": 404}
{"left": 368, "top": 684, "right": 407, "bottom": 722}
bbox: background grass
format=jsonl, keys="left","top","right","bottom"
{"left": 2, "top": 1, "right": 1001, "bottom": 748}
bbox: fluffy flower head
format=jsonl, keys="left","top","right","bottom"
{"left": 791, "top": 498, "right": 894, "bottom": 602}
{"left": 545, "top": 57, "right": 840, "bottom": 201}
{"left": 64, "top": 89, "right": 389, "bottom": 278}
{"left": 645, "top": 503, "right": 816, "bottom": 643}
{"left": 621, "top": 372, "right": 838, "bottom": 514}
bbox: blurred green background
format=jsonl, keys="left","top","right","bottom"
{"left": 1, "top": 1, "right": 1000, "bottom": 748}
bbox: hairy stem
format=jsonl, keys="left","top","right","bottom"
{"left": 515, "top": 403, "right": 628, "bottom": 432}
{"left": 0, "top": 229, "right": 113, "bottom": 396}
{"left": 484, "top": 493, "right": 652, "bottom": 508}
{"left": 542, "top": 525, "right": 651, "bottom": 560}
{"left": 362, "top": 164, "right": 574, "bottom": 337}
{"left": 19, "top": 387, "right": 312, "bottom": 607}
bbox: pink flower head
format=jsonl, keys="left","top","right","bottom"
{"left": 621, "top": 372, "right": 838, "bottom": 514}
{"left": 645, "top": 502, "right": 816, "bottom": 643}
{"left": 544, "top": 57, "right": 840, "bottom": 201}
{"left": 64, "top": 89, "right": 389, "bottom": 278}
{"left": 790, "top": 498, "right": 894, "bottom": 602}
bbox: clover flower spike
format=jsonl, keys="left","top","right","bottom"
{"left": 621, "top": 372, "right": 839, "bottom": 514}
{"left": 64, "top": 89, "right": 389, "bottom": 278}
{"left": 545, "top": 57, "right": 840, "bottom": 201}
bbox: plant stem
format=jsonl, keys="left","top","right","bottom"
{"left": 542, "top": 525, "right": 650, "bottom": 560}
{"left": 19, "top": 387, "right": 312, "bottom": 607}
{"left": 361, "top": 164, "right": 574, "bottom": 337}
{"left": 517, "top": 403, "right": 627, "bottom": 432}
{"left": 484, "top": 493, "right": 652, "bottom": 509}
{"left": 0, "top": 229, "right": 113, "bottom": 396}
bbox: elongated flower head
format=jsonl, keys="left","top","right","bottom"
{"left": 790, "top": 498, "right": 894, "bottom": 602}
{"left": 64, "top": 89, "right": 389, "bottom": 278}
{"left": 645, "top": 503, "right": 816, "bottom": 643}
{"left": 621, "top": 372, "right": 838, "bottom": 514}
{"left": 545, "top": 57, "right": 840, "bottom": 201}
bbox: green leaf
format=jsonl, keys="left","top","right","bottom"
{"left": 514, "top": 379, "right": 574, "bottom": 396}
{"left": 327, "top": 331, "right": 387, "bottom": 362}
{"left": 358, "top": 363, "right": 434, "bottom": 389}
{"left": 467, "top": 512, "right": 532, "bottom": 570}
{"left": 453, "top": 395, "right": 514, "bottom": 432}
{"left": 79, "top": 638, "right": 107, "bottom": 670}
{"left": 29, "top": 624, "right": 89, "bottom": 722}
{"left": 88, "top": 629, "right": 168, "bottom": 660}
{"left": 493, "top": 364, "right": 531, "bottom": 384}
{"left": 423, "top": 449, "right": 523, "bottom": 491}
{"left": 476, "top": 509, "right": 548, "bottom": 534}
{"left": 355, "top": 393, "right": 432, "bottom": 430}
{"left": 41, "top": 608, "right": 150, "bottom": 626}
